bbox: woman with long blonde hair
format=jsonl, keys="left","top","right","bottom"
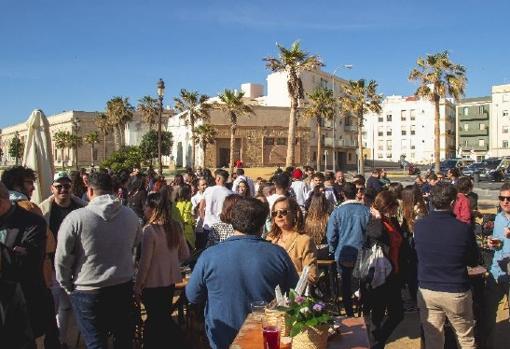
{"left": 134, "top": 191, "right": 190, "bottom": 348}
{"left": 267, "top": 197, "right": 318, "bottom": 283}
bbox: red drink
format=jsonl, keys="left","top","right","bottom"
{"left": 263, "top": 325, "right": 280, "bottom": 349}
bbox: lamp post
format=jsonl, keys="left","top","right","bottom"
{"left": 331, "top": 64, "right": 352, "bottom": 172}
{"left": 72, "top": 117, "right": 81, "bottom": 170}
{"left": 157, "top": 78, "right": 165, "bottom": 175}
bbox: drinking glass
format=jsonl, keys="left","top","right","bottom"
{"left": 262, "top": 316, "right": 280, "bottom": 349}
{"left": 250, "top": 300, "right": 267, "bottom": 321}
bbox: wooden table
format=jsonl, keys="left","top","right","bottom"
{"left": 230, "top": 313, "right": 369, "bottom": 349}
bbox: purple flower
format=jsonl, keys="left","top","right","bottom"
{"left": 313, "top": 303, "right": 324, "bottom": 312}
{"left": 295, "top": 296, "right": 305, "bottom": 304}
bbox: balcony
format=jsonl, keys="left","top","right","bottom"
{"left": 323, "top": 138, "right": 357, "bottom": 148}
{"left": 459, "top": 129, "right": 488, "bottom": 136}
{"left": 459, "top": 112, "right": 489, "bottom": 121}
{"left": 344, "top": 125, "right": 358, "bottom": 133}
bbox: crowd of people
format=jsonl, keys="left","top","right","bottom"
{"left": 0, "top": 164, "right": 509, "bottom": 349}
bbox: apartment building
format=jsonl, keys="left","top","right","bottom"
{"left": 455, "top": 97, "right": 491, "bottom": 161}
{"left": 489, "top": 84, "right": 510, "bottom": 157}
{"left": 364, "top": 95, "right": 456, "bottom": 164}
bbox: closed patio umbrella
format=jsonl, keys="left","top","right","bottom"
{"left": 22, "top": 109, "right": 55, "bottom": 204}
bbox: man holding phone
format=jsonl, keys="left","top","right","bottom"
{"left": 483, "top": 182, "right": 510, "bottom": 348}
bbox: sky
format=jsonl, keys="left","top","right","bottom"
{"left": 1, "top": 0, "right": 509, "bottom": 128}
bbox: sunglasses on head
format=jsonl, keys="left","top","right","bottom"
{"left": 53, "top": 184, "right": 71, "bottom": 190}
{"left": 499, "top": 196, "right": 510, "bottom": 202}
{"left": 271, "top": 209, "right": 289, "bottom": 218}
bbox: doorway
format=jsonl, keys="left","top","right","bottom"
{"left": 218, "top": 148, "right": 230, "bottom": 168}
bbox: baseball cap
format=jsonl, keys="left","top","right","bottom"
{"left": 292, "top": 168, "right": 303, "bottom": 180}
{"left": 53, "top": 171, "right": 71, "bottom": 183}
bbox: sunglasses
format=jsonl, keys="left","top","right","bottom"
{"left": 53, "top": 184, "right": 71, "bottom": 191}
{"left": 271, "top": 209, "right": 289, "bottom": 218}
{"left": 499, "top": 196, "right": 510, "bottom": 202}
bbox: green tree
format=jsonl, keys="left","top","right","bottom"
{"left": 139, "top": 130, "right": 173, "bottom": 163}
{"left": 102, "top": 146, "right": 144, "bottom": 174}
{"left": 8, "top": 134, "right": 24, "bottom": 166}
{"left": 95, "top": 112, "right": 112, "bottom": 161}
{"left": 216, "top": 89, "right": 254, "bottom": 174}
{"left": 137, "top": 96, "right": 159, "bottom": 131}
{"left": 54, "top": 130, "right": 71, "bottom": 170}
{"left": 409, "top": 51, "right": 467, "bottom": 173}
{"left": 264, "top": 40, "right": 323, "bottom": 166}
{"left": 84, "top": 131, "right": 100, "bottom": 167}
{"left": 339, "top": 79, "right": 382, "bottom": 174}
{"left": 303, "top": 88, "right": 337, "bottom": 171}
{"left": 106, "top": 97, "right": 134, "bottom": 150}
{"left": 68, "top": 134, "right": 82, "bottom": 170}
{"left": 174, "top": 89, "right": 212, "bottom": 169}
{"left": 194, "top": 124, "right": 217, "bottom": 168}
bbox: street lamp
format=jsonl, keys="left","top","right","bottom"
{"left": 72, "top": 117, "right": 81, "bottom": 170}
{"left": 157, "top": 78, "right": 165, "bottom": 175}
{"left": 331, "top": 65, "right": 352, "bottom": 172}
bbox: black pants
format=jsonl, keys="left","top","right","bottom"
{"left": 481, "top": 275, "right": 510, "bottom": 349}
{"left": 338, "top": 264, "right": 355, "bottom": 316}
{"left": 363, "top": 276, "right": 404, "bottom": 349}
{"left": 405, "top": 236, "right": 418, "bottom": 303}
{"left": 142, "top": 285, "right": 184, "bottom": 349}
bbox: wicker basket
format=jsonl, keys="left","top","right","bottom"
{"left": 291, "top": 325, "right": 329, "bottom": 349}
{"left": 264, "top": 308, "right": 290, "bottom": 337}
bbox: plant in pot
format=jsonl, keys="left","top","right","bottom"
{"left": 285, "top": 290, "right": 332, "bottom": 349}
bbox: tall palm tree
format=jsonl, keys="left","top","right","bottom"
{"left": 106, "top": 97, "right": 134, "bottom": 150}
{"left": 95, "top": 113, "right": 112, "bottom": 161}
{"left": 303, "top": 87, "right": 337, "bottom": 171}
{"left": 54, "top": 130, "right": 70, "bottom": 170}
{"left": 68, "top": 134, "right": 83, "bottom": 170}
{"left": 137, "top": 96, "right": 159, "bottom": 131}
{"left": 264, "top": 40, "right": 323, "bottom": 166}
{"left": 409, "top": 51, "right": 467, "bottom": 173}
{"left": 339, "top": 79, "right": 382, "bottom": 175}
{"left": 194, "top": 123, "right": 217, "bottom": 168}
{"left": 84, "top": 131, "right": 100, "bottom": 167}
{"left": 174, "top": 89, "right": 212, "bottom": 169}
{"left": 216, "top": 89, "right": 255, "bottom": 174}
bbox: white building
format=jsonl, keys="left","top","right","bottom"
{"left": 489, "top": 84, "right": 510, "bottom": 157}
{"left": 363, "top": 95, "right": 456, "bottom": 164}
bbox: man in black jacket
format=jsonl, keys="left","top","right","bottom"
{"left": 414, "top": 183, "right": 478, "bottom": 349}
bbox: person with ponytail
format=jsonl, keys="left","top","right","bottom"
{"left": 134, "top": 191, "right": 190, "bottom": 348}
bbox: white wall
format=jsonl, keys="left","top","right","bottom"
{"left": 489, "top": 84, "right": 510, "bottom": 157}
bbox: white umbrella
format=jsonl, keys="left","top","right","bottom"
{"left": 22, "top": 109, "right": 55, "bottom": 204}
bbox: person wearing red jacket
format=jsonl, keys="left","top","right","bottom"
{"left": 453, "top": 177, "right": 474, "bottom": 224}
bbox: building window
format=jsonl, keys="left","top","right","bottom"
{"left": 410, "top": 145, "right": 416, "bottom": 150}
{"left": 504, "top": 110, "right": 509, "bottom": 117}
{"left": 378, "top": 116, "right": 383, "bottom": 122}
{"left": 386, "top": 127, "right": 392, "bottom": 136}
{"left": 401, "top": 139, "right": 407, "bottom": 150}
{"left": 410, "top": 152, "right": 415, "bottom": 159}
{"left": 377, "top": 126, "right": 384, "bottom": 136}
{"left": 377, "top": 141, "right": 384, "bottom": 151}
{"left": 386, "top": 114, "right": 392, "bottom": 122}
{"left": 479, "top": 123, "right": 486, "bottom": 130}
{"left": 464, "top": 140, "right": 469, "bottom": 147}
{"left": 410, "top": 126, "right": 416, "bottom": 135}
{"left": 479, "top": 139, "right": 485, "bottom": 146}
{"left": 410, "top": 110, "right": 416, "bottom": 121}
{"left": 348, "top": 153, "right": 352, "bottom": 161}
{"left": 464, "top": 124, "right": 469, "bottom": 130}
{"left": 503, "top": 94, "right": 510, "bottom": 102}
{"left": 463, "top": 107, "right": 469, "bottom": 116}
{"left": 401, "top": 110, "right": 407, "bottom": 121}
{"left": 503, "top": 140, "right": 509, "bottom": 148}
{"left": 264, "top": 138, "right": 274, "bottom": 145}
{"left": 377, "top": 153, "right": 384, "bottom": 159}
{"left": 479, "top": 106, "right": 487, "bottom": 114}
{"left": 401, "top": 129, "right": 407, "bottom": 136}
{"left": 503, "top": 126, "right": 509, "bottom": 134}
{"left": 276, "top": 138, "right": 287, "bottom": 145}
{"left": 386, "top": 153, "right": 392, "bottom": 158}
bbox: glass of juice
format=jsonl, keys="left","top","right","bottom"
{"left": 262, "top": 316, "right": 280, "bottom": 349}
{"left": 489, "top": 236, "right": 502, "bottom": 250}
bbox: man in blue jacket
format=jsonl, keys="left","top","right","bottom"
{"left": 414, "top": 183, "right": 478, "bottom": 349}
{"left": 483, "top": 182, "right": 510, "bottom": 349}
{"left": 186, "top": 197, "right": 299, "bottom": 349}
{"left": 327, "top": 182, "right": 371, "bottom": 316}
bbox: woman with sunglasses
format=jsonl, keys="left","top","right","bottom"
{"left": 266, "top": 197, "right": 318, "bottom": 284}
{"left": 363, "top": 190, "right": 408, "bottom": 348}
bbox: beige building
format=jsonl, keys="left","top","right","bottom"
{"left": 489, "top": 84, "right": 510, "bottom": 157}
{"left": 1, "top": 111, "right": 115, "bottom": 168}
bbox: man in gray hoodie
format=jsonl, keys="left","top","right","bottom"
{"left": 55, "top": 172, "right": 141, "bottom": 348}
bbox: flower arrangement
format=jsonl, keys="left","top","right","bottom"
{"left": 284, "top": 290, "right": 332, "bottom": 337}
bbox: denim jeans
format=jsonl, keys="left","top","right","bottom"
{"left": 338, "top": 263, "right": 355, "bottom": 317}
{"left": 69, "top": 281, "right": 135, "bottom": 349}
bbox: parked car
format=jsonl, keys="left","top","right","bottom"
{"left": 462, "top": 162, "right": 485, "bottom": 177}
{"left": 429, "top": 158, "right": 474, "bottom": 174}
{"left": 478, "top": 157, "right": 510, "bottom": 182}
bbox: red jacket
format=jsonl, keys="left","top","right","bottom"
{"left": 453, "top": 193, "right": 472, "bottom": 224}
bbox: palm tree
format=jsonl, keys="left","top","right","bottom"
{"left": 264, "top": 40, "right": 323, "bottom": 166}
{"left": 216, "top": 89, "right": 255, "bottom": 174}
{"left": 95, "top": 113, "right": 112, "bottom": 161}
{"left": 194, "top": 124, "right": 217, "bottom": 168}
{"left": 84, "top": 131, "right": 100, "bottom": 167}
{"left": 54, "top": 130, "right": 70, "bottom": 170}
{"left": 68, "top": 134, "right": 83, "bottom": 170}
{"left": 339, "top": 79, "right": 382, "bottom": 175}
{"left": 409, "top": 51, "right": 467, "bottom": 173}
{"left": 137, "top": 96, "right": 159, "bottom": 131}
{"left": 303, "top": 88, "right": 337, "bottom": 171}
{"left": 106, "top": 97, "right": 134, "bottom": 150}
{"left": 174, "top": 89, "right": 212, "bottom": 169}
